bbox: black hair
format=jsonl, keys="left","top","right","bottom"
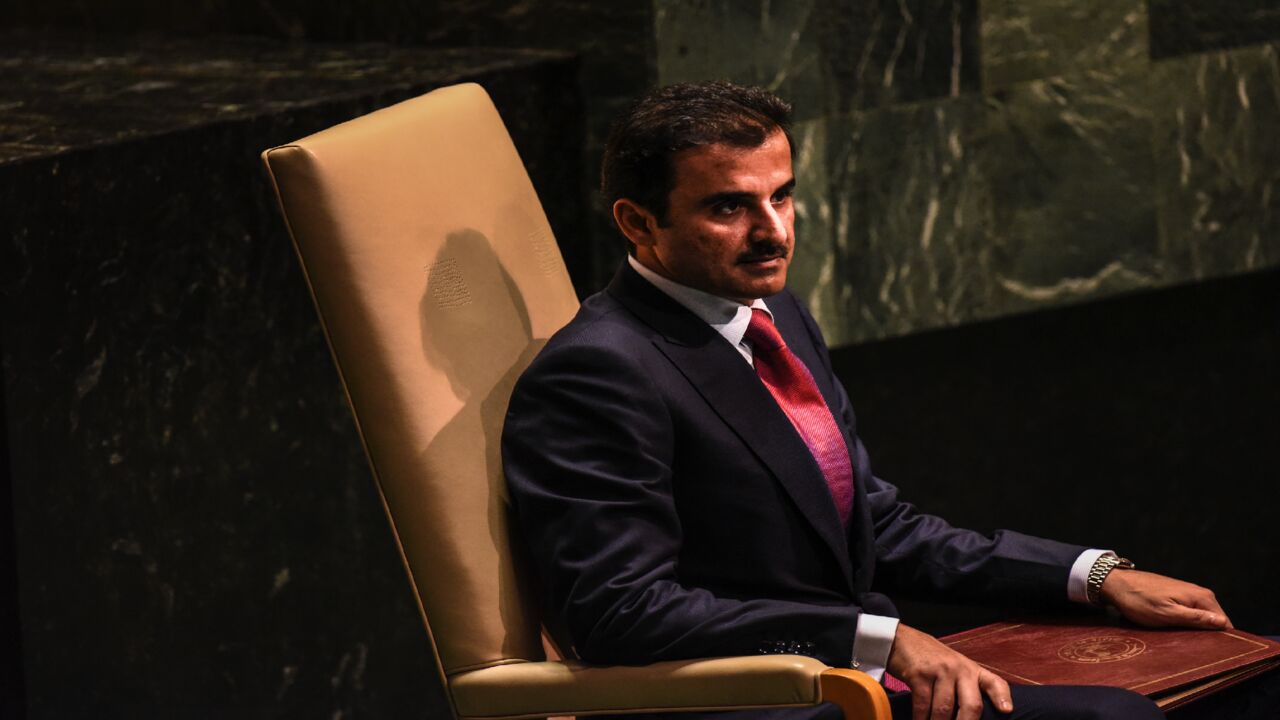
{"left": 600, "top": 81, "right": 794, "bottom": 230}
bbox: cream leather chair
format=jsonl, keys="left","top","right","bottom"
{"left": 261, "top": 83, "right": 891, "bottom": 720}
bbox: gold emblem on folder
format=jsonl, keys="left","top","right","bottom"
{"left": 1058, "top": 636, "right": 1148, "bottom": 664}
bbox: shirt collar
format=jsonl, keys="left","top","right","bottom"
{"left": 627, "top": 255, "right": 771, "bottom": 353}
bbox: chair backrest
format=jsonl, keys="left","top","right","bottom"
{"left": 262, "top": 84, "right": 580, "bottom": 679}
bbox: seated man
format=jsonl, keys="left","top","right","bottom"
{"left": 501, "top": 81, "right": 1268, "bottom": 720}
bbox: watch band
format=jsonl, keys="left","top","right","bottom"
{"left": 1086, "top": 554, "right": 1136, "bottom": 606}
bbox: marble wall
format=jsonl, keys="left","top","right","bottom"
{"left": 657, "top": 0, "right": 1280, "bottom": 345}
{"left": 10, "top": 1, "right": 1278, "bottom": 340}
{"left": 0, "top": 32, "right": 582, "bottom": 717}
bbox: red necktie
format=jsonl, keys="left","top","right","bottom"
{"left": 747, "top": 309, "right": 908, "bottom": 692}
{"left": 883, "top": 673, "right": 910, "bottom": 693}
{"left": 744, "top": 308, "right": 854, "bottom": 526}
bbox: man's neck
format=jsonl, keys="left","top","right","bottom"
{"left": 628, "top": 255, "right": 756, "bottom": 312}
{"left": 626, "top": 256, "right": 771, "bottom": 364}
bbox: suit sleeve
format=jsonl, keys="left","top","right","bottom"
{"left": 502, "top": 336, "right": 861, "bottom": 667}
{"left": 790, "top": 297, "right": 1087, "bottom": 608}
{"left": 859, "top": 441, "right": 1089, "bottom": 607}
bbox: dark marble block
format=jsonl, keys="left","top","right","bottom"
{"left": 655, "top": 0, "right": 981, "bottom": 119}
{"left": 1151, "top": 44, "right": 1280, "bottom": 281}
{"left": 815, "top": 0, "right": 981, "bottom": 113}
{"left": 981, "top": 0, "right": 1148, "bottom": 90}
{"left": 4, "top": 0, "right": 658, "bottom": 296}
{"left": 0, "top": 32, "right": 583, "bottom": 718}
{"left": 1149, "top": 0, "right": 1280, "bottom": 59}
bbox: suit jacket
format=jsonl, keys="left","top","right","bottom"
{"left": 502, "top": 262, "right": 1087, "bottom": 668}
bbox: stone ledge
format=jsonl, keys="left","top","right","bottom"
{"left": 0, "top": 30, "right": 574, "bottom": 164}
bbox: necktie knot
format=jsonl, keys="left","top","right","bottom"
{"left": 745, "top": 308, "right": 786, "bottom": 353}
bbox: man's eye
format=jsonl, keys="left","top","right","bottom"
{"left": 771, "top": 189, "right": 794, "bottom": 204}
{"left": 714, "top": 201, "right": 741, "bottom": 215}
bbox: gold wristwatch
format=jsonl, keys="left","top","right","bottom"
{"left": 1086, "top": 554, "right": 1136, "bottom": 606}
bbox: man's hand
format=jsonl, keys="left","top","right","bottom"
{"left": 887, "top": 623, "right": 1013, "bottom": 720}
{"left": 1100, "top": 569, "right": 1233, "bottom": 630}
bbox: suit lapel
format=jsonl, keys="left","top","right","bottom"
{"left": 607, "top": 265, "right": 855, "bottom": 588}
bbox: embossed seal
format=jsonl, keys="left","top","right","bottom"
{"left": 1057, "top": 636, "right": 1147, "bottom": 664}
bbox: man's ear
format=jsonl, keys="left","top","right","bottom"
{"left": 612, "top": 199, "right": 659, "bottom": 249}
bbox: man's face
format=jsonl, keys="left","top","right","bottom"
{"left": 632, "top": 129, "right": 795, "bottom": 304}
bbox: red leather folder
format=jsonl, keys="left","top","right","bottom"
{"left": 941, "top": 619, "right": 1280, "bottom": 710}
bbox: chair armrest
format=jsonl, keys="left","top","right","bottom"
{"left": 449, "top": 656, "right": 891, "bottom": 720}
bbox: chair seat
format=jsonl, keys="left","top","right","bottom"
{"left": 450, "top": 655, "right": 890, "bottom": 720}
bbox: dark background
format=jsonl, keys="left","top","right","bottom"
{"left": 2, "top": 1, "right": 1278, "bottom": 717}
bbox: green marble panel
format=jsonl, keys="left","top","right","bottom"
{"left": 980, "top": 0, "right": 1148, "bottom": 90}
{"left": 655, "top": 0, "right": 825, "bottom": 120}
{"left": 805, "top": 98, "right": 995, "bottom": 345}
{"left": 655, "top": 0, "right": 980, "bottom": 118}
{"left": 788, "top": 118, "right": 841, "bottom": 334}
{"left": 802, "top": 57, "right": 1164, "bottom": 343}
{"left": 653, "top": 1, "right": 1280, "bottom": 344}
{"left": 811, "top": 0, "right": 981, "bottom": 113}
{"left": 981, "top": 65, "right": 1161, "bottom": 307}
{"left": 1151, "top": 43, "right": 1280, "bottom": 280}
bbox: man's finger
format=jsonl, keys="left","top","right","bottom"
{"left": 929, "top": 678, "right": 955, "bottom": 720}
{"left": 1189, "top": 594, "right": 1234, "bottom": 628}
{"left": 1163, "top": 603, "right": 1231, "bottom": 629}
{"left": 911, "top": 680, "right": 933, "bottom": 720}
{"left": 1191, "top": 608, "right": 1232, "bottom": 629}
{"left": 979, "top": 670, "right": 1014, "bottom": 715}
{"left": 955, "top": 675, "right": 986, "bottom": 720}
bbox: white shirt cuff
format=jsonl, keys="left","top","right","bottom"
{"left": 851, "top": 613, "right": 899, "bottom": 681}
{"left": 1068, "top": 549, "right": 1114, "bottom": 604}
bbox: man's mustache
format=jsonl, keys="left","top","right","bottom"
{"left": 737, "top": 244, "right": 789, "bottom": 263}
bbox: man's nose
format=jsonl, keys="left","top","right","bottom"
{"left": 752, "top": 202, "right": 789, "bottom": 241}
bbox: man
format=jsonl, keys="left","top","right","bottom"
{"left": 501, "top": 81, "right": 1253, "bottom": 720}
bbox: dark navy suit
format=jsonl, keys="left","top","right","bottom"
{"left": 503, "top": 262, "right": 1088, "bottom": 671}
{"left": 502, "top": 262, "right": 1280, "bottom": 719}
